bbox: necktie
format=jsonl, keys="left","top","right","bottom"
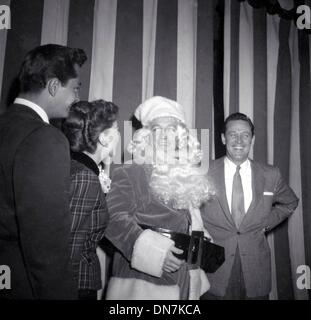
{"left": 231, "top": 165, "right": 245, "bottom": 228}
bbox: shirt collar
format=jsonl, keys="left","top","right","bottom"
{"left": 14, "top": 98, "right": 49, "bottom": 124}
{"left": 71, "top": 152, "right": 100, "bottom": 176}
{"left": 225, "top": 156, "right": 250, "bottom": 171}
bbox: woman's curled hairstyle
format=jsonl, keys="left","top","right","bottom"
{"left": 63, "top": 100, "right": 119, "bottom": 153}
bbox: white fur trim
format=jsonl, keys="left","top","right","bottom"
{"left": 134, "top": 96, "right": 186, "bottom": 126}
{"left": 106, "top": 277, "right": 180, "bottom": 300}
{"left": 188, "top": 268, "right": 210, "bottom": 300}
{"left": 131, "top": 229, "right": 174, "bottom": 277}
{"left": 200, "top": 268, "right": 210, "bottom": 295}
{"left": 189, "top": 206, "right": 213, "bottom": 241}
{"left": 189, "top": 206, "right": 204, "bottom": 231}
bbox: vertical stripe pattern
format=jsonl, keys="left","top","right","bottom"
{"left": 142, "top": 0, "right": 157, "bottom": 101}
{"left": 0, "top": 0, "right": 309, "bottom": 300}
{"left": 299, "top": 30, "right": 311, "bottom": 300}
{"left": 112, "top": 0, "right": 143, "bottom": 164}
{"left": 177, "top": 0, "right": 197, "bottom": 128}
{"left": 67, "top": 0, "right": 95, "bottom": 101}
{"left": 229, "top": 0, "right": 239, "bottom": 115}
{"left": 253, "top": 7, "right": 267, "bottom": 163}
{"left": 266, "top": 13, "right": 280, "bottom": 300}
{"left": 0, "top": 0, "right": 44, "bottom": 112}
{"left": 154, "top": 0, "right": 178, "bottom": 100}
{"left": 41, "top": 0, "right": 70, "bottom": 45}
{"left": 238, "top": 2, "right": 254, "bottom": 159}
{"left": 195, "top": 0, "right": 214, "bottom": 158}
{"left": 0, "top": 0, "right": 10, "bottom": 105}
{"left": 89, "top": 0, "right": 117, "bottom": 102}
{"left": 273, "top": 18, "right": 294, "bottom": 300}
{"left": 288, "top": 24, "right": 308, "bottom": 300}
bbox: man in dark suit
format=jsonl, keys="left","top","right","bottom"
{"left": 0, "top": 44, "right": 86, "bottom": 299}
{"left": 201, "top": 112, "right": 298, "bottom": 300}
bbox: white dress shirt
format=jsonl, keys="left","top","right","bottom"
{"left": 14, "top": 98, "right": 49, "bottom": 124}
{"left": 224, "top": 157, "right": 252, "bottom": 213}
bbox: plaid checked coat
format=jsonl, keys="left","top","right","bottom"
{"left": 69, "top": 152, "right": 109, "bottom": 290}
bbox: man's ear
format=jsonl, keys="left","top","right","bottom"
{"left": 221, "top": 133, "right": 226, "bottom": 145}
{"left": 47, "top": 78, "right": 61, "bottom": 97}
{"left": 251, "top": 135, "right": 255, "bottom": 147}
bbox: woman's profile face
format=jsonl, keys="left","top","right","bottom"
{"left": 104, "top": 121, "right": 120, "bottom": 159}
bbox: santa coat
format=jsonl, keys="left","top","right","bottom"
{"left": 105, "top": 164, "right": 209, "bottom": 300}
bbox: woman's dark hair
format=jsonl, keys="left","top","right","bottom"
{"left": 63, "top": 100, "right": 119, "bottom": 154}
{"left": 18, "top": 44, "right": 87, "bottom": 93}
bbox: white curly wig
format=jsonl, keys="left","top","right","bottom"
{"left": 127, "top": 119, "right": 213, "bottom": 210}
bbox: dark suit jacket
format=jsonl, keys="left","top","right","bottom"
{"left": 0, "top": 104, "right": 77, "bottom": 299}
{"left": 201, "top": 157, "right": 298, "bottom": 297}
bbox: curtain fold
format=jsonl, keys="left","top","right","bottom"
{"left": 153, "top": 0, "right": 178, "bottom": 100}
{"left": 0, "top": 0, "right": 10, "bottom": 103}
{"left": 41, "top": 0, "right": 70, "bottom": 45}
{"left": 195, "top": 0, "right": 215, "bottom": 159}
{"left": 288, "top": 24, "right": 308, "bottom": 300}
{"left": 253, "top": 7, "right": 267, "bottom": 163}
{"left": 238, "top": 1, "right": 253, "bottom": 121}
{"left": 299, "top": 30, "right": 311, "bottom": 300}
{"left": 273, "top": 18, "right": 294, "bottom": 300}
{"left": 142, "top": 0, "right": 157, "bottom": 102}
{"left": 239, "top": 1, "right": 254, "bottom": 159}
{"left": 0, "top": 0, "right": 310, "bottom": 300}
{"left": 67, "top": 0, "right": 95, "bottom": 101}
{"left": 177, "top": 0, "right": 197, "bottom": 128}
{"left": 88, "top": 0, "right": 117, "bottom": 101}
{"left": 223, "top": 0, "right": 231, "bottom": 119}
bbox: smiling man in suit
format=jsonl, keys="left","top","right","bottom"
{"left": 0, "top": 44, "right": 86, "bottom": 299}
{"left": 201, "top": 112, "right": 298, "bottom": 300}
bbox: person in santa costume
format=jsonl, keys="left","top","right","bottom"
{"left": 105, "top": 96, "right": 213, "bottom": 300}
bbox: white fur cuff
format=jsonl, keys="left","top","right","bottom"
{"left": 131, "top": 229, "right": 174, "bottom": 277}
{"left": 106, "top": 277, "right": 180, "bottom": 300}
{"left": 189, "top": 268, "right": 210, "bottom": 300}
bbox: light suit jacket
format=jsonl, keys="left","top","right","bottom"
{"left": 201, "top": 157, "right": 298, "bottom": 297}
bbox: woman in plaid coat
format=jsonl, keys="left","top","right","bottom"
{"left": 63, "top": 100, "right": 119, "bottom": 300}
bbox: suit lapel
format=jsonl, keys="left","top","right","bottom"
{"left": 211, "top": 158, "right": 235, "bottom": 226}
{"left": 211, "top": 159, "right": 265, "bottom": 229}
{"left": 244, "top": 161, "right": 265, "bottom": 216}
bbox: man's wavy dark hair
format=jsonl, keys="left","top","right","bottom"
{"left": 18, "top": 44, "right": 87, "bottom": 93}
{"left": 223, "top": 112, "right": 255, "bottom": 136}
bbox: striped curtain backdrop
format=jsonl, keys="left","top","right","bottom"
{"left": 0, "top": 0, "right": 310, "bottom": 300}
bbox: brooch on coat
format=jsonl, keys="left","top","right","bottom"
{"left": 98, "top": 164, "right": 111, "bottom": 193}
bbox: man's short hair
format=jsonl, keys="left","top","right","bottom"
{"left": 223, "top": 112, "right": 255, "bottom": 136}
{"left": 18, "top": 44, "right": 87, "bottom": 93}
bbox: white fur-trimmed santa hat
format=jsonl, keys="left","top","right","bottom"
{"left": 134, "top": 96, "right": 186, "bottom": 126}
